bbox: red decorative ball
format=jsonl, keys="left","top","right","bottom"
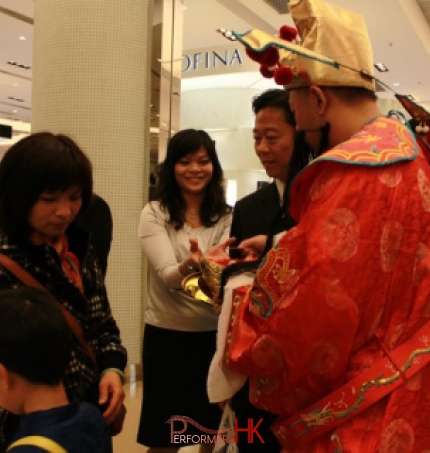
{"left": 279, "top": 25, "right": 298, "bottom": 42}
{"left": 274, "top": 66, "right": 294, "bottom": 86}
{"left": 246, "top": 46, "right": 279, "bottom": 66}
{"left": 260, "top": 65, "right": 275, "bottom": 79}
{"left": 260, "top": 46, "right": 279, "bottom": 67}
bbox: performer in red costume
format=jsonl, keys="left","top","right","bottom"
{"left": 212, "top": 0, "right": 430, "bottom": 451}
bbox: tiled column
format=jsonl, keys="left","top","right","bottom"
{"left": 31, "top": 0, "right": 152, "bottom": 365}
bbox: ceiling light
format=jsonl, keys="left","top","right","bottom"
{"left": 374, "top": 63, "right": 388, "bottom": 72}
{"left": 19, "top": 36, "right": 26, "bottom": 41}
{"left": 7, "top": 96, "right": 25, "bottom": 102}
{"left": 7, "top": 61, "right": 31, "bottom": 70}
{"left": 393, "top": 82, "right": 400, "bottom": 86}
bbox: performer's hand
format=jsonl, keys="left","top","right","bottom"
{"left": 238, "top": 234, "right": 268, "bottom": 259}
{"left": 204, "top": 237, "right": 237, "bottom": 263}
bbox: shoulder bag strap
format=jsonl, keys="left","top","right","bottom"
{"left": 0, "top": 253, "right": 97, "bottom": 365}
{"left": 6, "top": 435, "right": 68, "bottom": 453}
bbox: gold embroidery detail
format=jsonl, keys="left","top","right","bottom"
{"left": 291, "top": 341, "right": 430, "bottom": 438}
{"left": 378, "top": 168, "right": 402, "bottom": 187}
{"left": 322, "top": 208, "right": 359, "bottom": 262}
{"left": 380, "top": 221, "right": 403, "bottom": 272}
{"left": 418, "top": 168, "right": 430, "bottom": 212}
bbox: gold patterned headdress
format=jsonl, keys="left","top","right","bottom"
{"left": 218, "top": 0, "right": 430, "bottom": 139}
{"left": 220, "top": 0, "right": 375, "bottom": 91}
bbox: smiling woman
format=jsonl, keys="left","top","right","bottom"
{"left": 174, "top": 146, "right": 214, "bottom": 204}
{"left": 137, "top": 128, "right": 232, "bottom": 452}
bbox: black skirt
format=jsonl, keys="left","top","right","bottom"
{"left": 137, "top": 324, "right": 222, "bottom": 448}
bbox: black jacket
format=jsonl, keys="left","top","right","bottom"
{"left": 228, "top": 182, "right": 295, "bottom": 453}
{"left": 74, "top": 194, "right": 113, "bottom": 278}
{"left": 0, "top": 224, "right": 127, "bottom": 450}
{"left": 230, "top": 182, "right": 280, "bottom": 244}
{"left": 230, "top": 182, "right": 295, "bottom": 253}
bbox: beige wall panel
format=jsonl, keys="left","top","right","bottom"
{"left": 32, "top": 0, "right": 152, "bottom": 365}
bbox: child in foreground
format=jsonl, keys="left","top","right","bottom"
{"left": 0, "top": 286, "right": 112, "bottom": 453}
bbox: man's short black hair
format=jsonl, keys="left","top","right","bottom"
{"left": 0, "top": 286, "right": 72, "bottom": 385}
{"left": 252, "top": 89, "right": 295, "bottom": 126}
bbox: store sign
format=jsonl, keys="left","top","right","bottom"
{"left": 182, "top": 46, "right": 248, "bottom": 76}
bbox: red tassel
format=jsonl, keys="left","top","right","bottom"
{"left": 274, "top": 66, "right": 294, "bottom": 86}
{"left": 279, "top": 25, "right": 298, "bottom": 42}
{"left": 260, "top": 65, "right": 275, "bottom": 79}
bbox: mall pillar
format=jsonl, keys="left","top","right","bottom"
{"left": 31, "top": 0, "right": 152, "bottom": 365}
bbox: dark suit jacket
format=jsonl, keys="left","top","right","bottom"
{"left": 230, "top": 182, "right": 281, "bottom": 246}
{"left": 74, "top": 194, "right": 113, "bottom": 278}
{"left": 229, "top": 181, "right": 287, "bottom": 452}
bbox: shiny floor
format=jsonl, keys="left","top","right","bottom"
{"left": 112, "top": 381, "right": 199, "bottom": 452}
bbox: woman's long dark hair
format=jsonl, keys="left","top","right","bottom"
{"left": 154, "top": 129, "right": 231, "bottom": 229}
{"left": 0, "top": 132, "right": 93, "bottom": 246}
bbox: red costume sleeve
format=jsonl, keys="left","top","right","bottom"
{"left": 227, "top": 157, "right": 430, "bottom": 416}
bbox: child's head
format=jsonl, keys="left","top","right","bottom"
{"left": 0, "top": 286, "right": 72, "bottom": 402}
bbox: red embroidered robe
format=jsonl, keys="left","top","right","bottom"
{"left": 225, "top": 117, "right": 430, "bottom": 452}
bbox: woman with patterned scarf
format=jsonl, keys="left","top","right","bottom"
{"left": 0, "top": 132, "right": 127, "bottom": 451}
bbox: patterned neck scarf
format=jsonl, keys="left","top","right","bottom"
{"left": 30, "top": 232, "right": 84, "bottom": 294}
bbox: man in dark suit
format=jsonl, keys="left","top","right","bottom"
{"left": 74, "top": 193, "right": 113, "bottom": 279}
{"left": 230, "top": 89, "right": 313, "bottom": 452}
{"left": 231, "top": 89, "right": 298, "bottom": 248}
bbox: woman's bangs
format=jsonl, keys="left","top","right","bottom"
{"left": 42, "top": 158, "right": 87, "bottom": 193}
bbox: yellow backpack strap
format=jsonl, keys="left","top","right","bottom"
{"left": 6, "top": 435, "right": 68, "bottom": 453}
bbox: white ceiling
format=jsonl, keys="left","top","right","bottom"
{"left": 181, "top": 0, "right": 430, "bottom": 106}
{"left": 1, "top": 0, "right": 430, "bottom": 131}
{"left": 0, "top": 0, "right": 33, "bottom": 127}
